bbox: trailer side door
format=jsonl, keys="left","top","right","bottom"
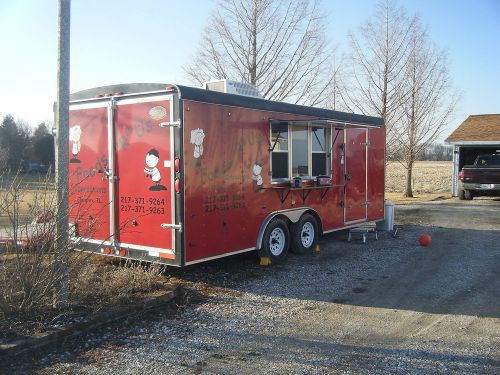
{"left": 344, "top": 128, "right": 368, "bottom": 224}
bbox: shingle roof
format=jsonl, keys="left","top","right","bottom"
{"left": 446, "top": 114, "right": 500, "bottom": 143}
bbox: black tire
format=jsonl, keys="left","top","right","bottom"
{"left": 464, "top": 189, "right": 473, "bottom": 200}
{"left": 258, "top": 218, "right": 290, "bottom": 263}
{"left": 290, "top": 213, "right": 319, "bottom": 254}
{"left": 458, "top": 190, "right": 465, "bottom": 200}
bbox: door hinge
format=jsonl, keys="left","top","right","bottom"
{"left": 161, "top": 223, "right": 182, "bottom": 232}
{"left": 159, "top": 121, "right": 180, "bottom": 128}
{"left": 340, "top": 200, "right": 345, "bottom": 208}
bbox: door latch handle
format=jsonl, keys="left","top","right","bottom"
{"left": 160, "top": 223, "right": 182, "bottom": 232}
{"left": 93, "top": 168, "right": 117, "bottom": 181}
{"left": 345, "top": 172, "right": 352, "bottom": 181}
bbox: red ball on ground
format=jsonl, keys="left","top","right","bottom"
{"left": 419, "top": 234, "right": 432, "bottom": 246}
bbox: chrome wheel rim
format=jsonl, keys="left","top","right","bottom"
{"left": 269, "top": 228, "right": 286, "bottom": 256}
{"left": 301, "top": 222, "right": 314, "bottom": 248}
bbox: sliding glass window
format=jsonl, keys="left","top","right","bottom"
{"left": 271, "top": 122, "right": 289, "bottom": 179}
{"left": 311, "top": 126, "right": 330, "bottom": 176}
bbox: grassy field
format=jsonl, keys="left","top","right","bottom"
{"left": 386, "top": 161, "right": 452, "bottom": 193}
{"left": 386, "top": 161, "right": 453, "bottom": 203}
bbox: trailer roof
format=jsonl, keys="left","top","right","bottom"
{"left": 70, "top": 83, "right": 384, "bottom": 127}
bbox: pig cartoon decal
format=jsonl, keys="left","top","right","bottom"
{"left": 252, "top": 162, "right": 263, "bottom": 186}
{"left": 190, "top": 128, "right": 205, "bottom": 158}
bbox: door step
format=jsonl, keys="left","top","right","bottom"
{"left": 347, "top": 227, "right": 378, "bottom": 244}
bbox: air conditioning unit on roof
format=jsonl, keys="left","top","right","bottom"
{"left": 203, "top": 79, "right": 263, "bottom": 99}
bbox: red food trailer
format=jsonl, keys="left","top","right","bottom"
{"left": 68, "top": 83, "right": 385, "bottom": 266}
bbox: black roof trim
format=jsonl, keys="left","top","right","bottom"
{"left": 70, "top": 83, "right": 384, "bottom": 126}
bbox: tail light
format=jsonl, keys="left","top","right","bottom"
{"left": 458, "top": 170, "right": 464, "bottom": 181}
{"left": 175, "top": 178, "right": 181, "bottom": 193}
{"left": 174, "top": 158, "right": 180, "bottom": 173}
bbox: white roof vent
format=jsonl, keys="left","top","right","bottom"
{"left": 203, "top": 79, "right": 263, "bottom": 99}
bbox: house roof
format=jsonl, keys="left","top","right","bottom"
{"left": 446, "top": 114, "right": 500, "bottom": 143}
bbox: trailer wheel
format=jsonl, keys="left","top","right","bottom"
{"left": 458, "top": 190, "right": 465, "bottom": 200}
{"left": 259, "top": 218, "right": 290, "bottom": 263}
{"left": 290, "top": 213, "right": 318, "bottom": 254}
{"left": 464, "top": 190, "right": 473, "bottom": 200}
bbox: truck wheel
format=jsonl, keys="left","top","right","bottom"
{"left": 291, "top": 214, "right": 319, "bottom": 254}
{"left": 464, "top": 190, "right": 473, "bottom": 200}
{"left": 259, "top": 218, "right": 290, "bottom": 263}
{"left": 458, "top": 190, "right": 465, "bottom": 200}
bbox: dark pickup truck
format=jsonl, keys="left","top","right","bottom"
{"left": 458, "top": 153, "right": 500, "bottom": 200}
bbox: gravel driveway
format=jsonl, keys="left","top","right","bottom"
{"left": 6, "top": 198, "right": 500, "bottom": 374}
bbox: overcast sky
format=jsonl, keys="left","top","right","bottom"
{"left": 0, "top": 0, "right": 499, "bottom": 141}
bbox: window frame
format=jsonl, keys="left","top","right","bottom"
{"left": 270, "top": 122, "right": 332, "bottom": 181}
{"left": 270, "top": 122, "right": 291, "bottom": 180}
{"left": 310, "top": 125, "right": 331, "bottom": 177}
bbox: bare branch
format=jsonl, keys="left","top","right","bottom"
{"left": 184, "top": 0, "right": 338, "bottom": 106}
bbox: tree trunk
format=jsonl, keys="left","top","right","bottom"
{"left": 404, "top": 162, "right": 414, "bottom": 197}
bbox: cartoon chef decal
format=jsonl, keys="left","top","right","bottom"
{"left": 144, "top": 149, "right": 167, "bottom": 191}
{"left": 69, "top": 125, "right": 82, "bottom": 163}
{"left": 190, "top": 128, "right": 205, "bottom": 158}
{"left": 252, "top": 162, "right": 263, "bottom": 186}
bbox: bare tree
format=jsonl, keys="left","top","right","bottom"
{"left": 184, "top": 0, "right": 339, "bottom": 107}
{"left": 340, "top": 0, "right": 417, "bottom": 156}
{"left": 394, "top": 24, "right": 458, "bottom": 197}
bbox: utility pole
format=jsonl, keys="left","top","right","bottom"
{"left": 54, "top": 0, "right": 71, "bottom": 308}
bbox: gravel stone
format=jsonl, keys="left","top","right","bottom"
{"left": 5, "top": 199, "right": 500, "bottom": 374}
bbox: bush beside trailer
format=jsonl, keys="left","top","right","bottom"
{"left": 68, "top": 83, "right": 385, "bottom": 266}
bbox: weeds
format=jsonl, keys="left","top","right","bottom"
{"left": 0, "top": 171, "right": 171, "bottom": 340}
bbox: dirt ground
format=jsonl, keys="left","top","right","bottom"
{"left": 5, "top": 197, "right": 499, "bottom": 374}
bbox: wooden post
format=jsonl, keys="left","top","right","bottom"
{"left": 54, "top": 0, "right": 71, "bottom": 308}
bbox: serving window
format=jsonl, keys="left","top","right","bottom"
{"left": 270, "top": 122, "right": 331, "bottom": 181}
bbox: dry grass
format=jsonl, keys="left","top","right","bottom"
{"left": 386, "top": 192, "right": 452, "bottom": 204}
{"left": 386, "top": 161, "right": 452, "bottom": 194}
{"left": 70, "top": 256, "right": 167, "bottom": 310}
{"left": 0, "top": 253, "right": 173, "bottom": 341}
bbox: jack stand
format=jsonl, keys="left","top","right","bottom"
{"left": 313, "top": 244, "right": 321, "bottom": 253}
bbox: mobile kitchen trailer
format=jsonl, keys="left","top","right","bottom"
{"left": 68, "top": 82, "right": 385, "bottom": 266}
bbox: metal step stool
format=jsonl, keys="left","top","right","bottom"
{"left": 348, "top": 227, "right": 378, "bottom": 243}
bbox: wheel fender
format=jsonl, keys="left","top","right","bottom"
{"left": 256, "top": 208, "right": 320, "bottom": 249}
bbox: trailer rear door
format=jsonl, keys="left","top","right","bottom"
{"left": 114, "top": 96, "right": 176, "bottom": 259}
{"left": 68, "top": 102, "right": 111, "bottom": 242}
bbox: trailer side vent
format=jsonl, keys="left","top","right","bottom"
{"left": 203, "top": 79, "right": 263, "bottom": 99}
